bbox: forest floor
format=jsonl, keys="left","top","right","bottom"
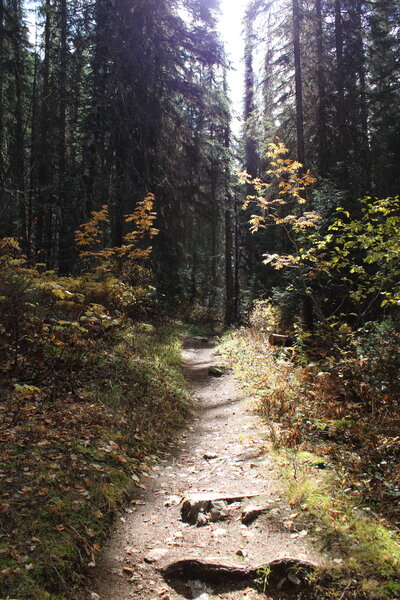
{"left": 85, "top": 336, "right": 329, "bottom": 600}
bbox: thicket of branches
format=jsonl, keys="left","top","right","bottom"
{"left": 240, "top": 0, "right": 399, "bottom": 324}
{"left": 0, "top": 0, "right": 233, "bottom": 315}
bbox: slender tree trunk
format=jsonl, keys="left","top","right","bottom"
{"left": 35, "top": 0, "right": 51, "bottom": 258}
{"left": 334, "top": 0, "right": 348, "bottom": 187}
{"left": 354, "top": 0, "right": 371, "bottom": 191}
{"left": 83, "top": 0, "right": 107, "bottom": 218}
{"left": 316, "top": 0, "right": 328, "bottom": 177}
{"left": 244, "top": 14, "right": 258, "bottom": 177}
{"left": 57, "top": 0, "right": 70, "bottom": 273}
{"left": 11, "top": 0, "right": 27, "bottom": 249}
{"left": 243, "top": 13, "right": 258, "bottom": 297}
{"left": 0, "top": 0, "right": 4, "bottom": 209}
{"left": 292, "top": 0, "right": 305, "bottom": 164}
{"left": 27, "top": 46, "right": 39, "bottom": 262}
{"left": 223, "top": 71, "right": 236, "bottom": 324}
{"left": 210, "top": 169, "right": 218, "bottom": 296}
{"left": 263, "top": 13, "right": 274, "bottom": 147}
{"left": 292, "top": 0, "right": 313, "bottom": 329}
{"left": 235, "top": 201, "right": 241, "bottom": 321}
{"left": 225, "top": 200, "right": 236, "bottom": 325}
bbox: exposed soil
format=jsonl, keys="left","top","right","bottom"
{"left": 85, "top": 336, "right": 324, "bottom": 600}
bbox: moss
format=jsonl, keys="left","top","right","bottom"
{"left": 1, "top": 321, "right": 189, "bottom": 600}
{"left": 382, "top": 581, "right": 400, "bottom": 598}
{"left": 296, "top": 450, "right": 328, "bottom": 467}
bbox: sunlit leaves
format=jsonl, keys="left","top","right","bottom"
{"left": 240, "top": 141, "right": 318, "bottom": 270}
{"left": 300, "top": 196, "right": 400, "bottom": 311}
{"left": 240, "top": 142, "right": 317, "bottom": 232}
{"left": 75, "top": 193, "right": 159, "bottom": 269}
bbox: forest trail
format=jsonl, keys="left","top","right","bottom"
{"left": 87, "top": 336, "right": 323, "bottom": 600}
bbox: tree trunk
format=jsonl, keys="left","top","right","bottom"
{"left": 334, "top": 0, "right": 348, "bottom": 187}
{"left": 292, "top": 0, "right": 305, "bottom": 164}
{"left": 225, "top": 202, "right": 236, "bottom": 325}
{"left": 35, "top": 0, "right": 52, "bottom": 259}
{"left": 316, "top": 0, "right": 328, "bottom": 177}
{"left": 244, "top": 13, "right": 258, "bottom": 177}
{"left": 10, "top": 0, "right": 27, "bottom": 249}
{"left": 0, "top": 0, "right": 4, "bottom": 211}
{"left": 57, "top": 0, "right": 70, "bottom": 274}
{"left": 354, "top": 0, "right": 371, "bottom": 192}
{"left": 210, "top": 169, "right": 218, "bottom": 296}
{"left": 27, "top": 41, "right": 39, "bottom": 262}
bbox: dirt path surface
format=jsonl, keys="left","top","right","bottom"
{"left": 86, "top": 337, "right": 323, "bottom": 600}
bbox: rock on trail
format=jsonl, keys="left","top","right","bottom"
{"left": 85, "top": 336, "right": 322, "bottom": 600}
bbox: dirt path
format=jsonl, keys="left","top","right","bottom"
{"left": 86, "top": 336, "right": 323, "bottom": 600}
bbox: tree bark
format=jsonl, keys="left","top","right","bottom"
{"left": 292, "top": 0, "right": 305, "bottom": 164}
{"left": 35, "top": 0, "right": 52, "bottom": 259}
{"left": 334, "top": 0, "right": 348, "bottom": 187}
{"left": 224, "top": 202, "right": 236, "bottom": 325}
{"left": 57, "top": 0, "right": 70, "bottom": 273}
{"left": 0, "top": 0, "right": 4, "bottom": 210}
{"left": 244, "top": 13, "right": 258, "bottom": 177}
{"left": 316, "top": 0, "right": 328, "bottom": 177}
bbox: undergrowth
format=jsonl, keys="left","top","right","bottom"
{"left": 219, "top": 304, "right": 400, "bottom": 599}
{"left": 0, "top": 244, "right": 189, "bottom": 600}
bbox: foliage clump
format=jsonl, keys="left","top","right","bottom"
{"left": 0, "top": 235, "right": 188, "bottom": 600}
{"left": 220, "top": 300, "right": 400, "bottom": 597}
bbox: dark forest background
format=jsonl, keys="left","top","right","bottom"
{"left": 0, "top": 0, "right": 399, "bottom": 322}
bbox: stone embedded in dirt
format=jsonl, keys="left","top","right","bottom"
{"left": 193, "top": 336, "right": 210, "bottom": 343}
{"left": 161, "top": 557, "right": 318, "bottom": 588}
{"left": 189, "top": 579, "right": 210, "bottom": 600}
{"left": 196, "top": 512, "right": 209, "bottom": 527}
{"left": 208, "top": 366, "right": 225, "bottom": 377}
{"left": 125, "top": 546, "right": 140, "bottom": 555}
{"left": 181, "top": 492, "right": 261, "bottom": 524}
{"left": 163, "top": 495, "right": 182, "bottom": 507}
{"left": 144, "top": 548, "right": 169, "bottom": 563}
{"left": 211, "top": 527, "right": 227, "bottom": 538}
{"left": 209, "top": 501, "right": 229, "bottom": 522}
{"left": 241, "top": 503, "right": 272, "bottom": 525}
{"left": 203, "top": 452, "right": 218, "bottom": 460}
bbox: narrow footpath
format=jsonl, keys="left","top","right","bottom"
{"left": 86, "top": 336, "right": 323, "bottom": 600}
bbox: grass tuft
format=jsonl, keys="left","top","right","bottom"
{"left": 0, "top": 321, "right": 189, "bottom": 600}
{"left": 219, "top": 327, "right": 400, "bottom": 598}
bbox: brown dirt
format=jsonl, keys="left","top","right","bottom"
{"left": 85, "top": 336, "right": 324, "bottom": 600}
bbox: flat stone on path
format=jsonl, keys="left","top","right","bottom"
{"left": 241, "top": 503, "right": 273, "bottom": 525}
{"left": 208, "top": 366, "right": 225, "bottom": 377}
{"left": 181, "top": 492, "right": 261, "bottom": 524}
{"left": 144, "top": 548, "right": 169, "bottom": 563}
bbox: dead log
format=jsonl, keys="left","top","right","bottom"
{"left": 268, "top": 333, "right": 294, "bottom": 347}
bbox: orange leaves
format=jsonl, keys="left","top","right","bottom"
{"left": 75, "top": 193, "right": 158, "bottom": 269}
{"left": 75, "top": 205, "right": 109, "bottom": 248}
{"left": 241, "top": 142, "right": 317, "bottom": 224}
{"left": 240, "top": 140, "right": 319, "bottom": 273}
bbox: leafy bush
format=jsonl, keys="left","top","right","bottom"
{"left": 248, "top": 298, "right": 284, "bottom": 332}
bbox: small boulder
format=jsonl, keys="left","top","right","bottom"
{"left": 144, "top": 548, "right": 169, "bottom": 563}
{"left": 196, "top": 512, "right": 209, "bottom": 527}
{"left": 241, "top": 504, "right": 271, "bottom": 525}
{"left": 208, "top": 366, "right": 225, "bottom": 377}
